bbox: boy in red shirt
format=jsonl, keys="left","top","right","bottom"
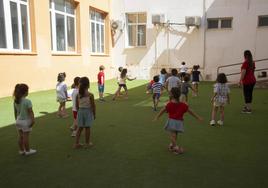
{"left": 98, "top": 65, "right": 105, "bottom": 101}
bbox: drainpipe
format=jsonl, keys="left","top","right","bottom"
{"left": 202, "top": 0, "right": 207, "bottom": 79}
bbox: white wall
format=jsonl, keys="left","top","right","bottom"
{"left": 111, "top": 0, "right": 268, "bottom": 81}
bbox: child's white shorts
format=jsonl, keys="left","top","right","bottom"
{"left": 213, "top": 101, "right": 226, "bottom": 107}
{"left": 16, "top": 119, "right": 32, "bottom": 132}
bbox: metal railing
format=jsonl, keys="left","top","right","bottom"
{"left": 217, "top": 58, "right": 268, "bottom": 77}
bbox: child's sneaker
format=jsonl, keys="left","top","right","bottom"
{"left": 172, "top": 146, "right": 184, "bottom": 155}
{"left": 25, "top": 149, "right": 37, "bottom": 156}
{"left": 168, "top": 143, "right": 174, "bottom": 151}
{"left": 210, "top": 120, "right": 216, "bottom": 126}
{"left": 71, "top": 130, "right": 76, "bottom": 137}
{"left": 217, "top": 120, "right": 224, "bottom": 126}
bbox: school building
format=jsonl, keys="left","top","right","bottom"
{"left": 1, "top": 0, "right": 268, "bottom": 97}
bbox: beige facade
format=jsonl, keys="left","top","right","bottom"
{"left": 0, "top": 0, "right": 112, "bottom": 97}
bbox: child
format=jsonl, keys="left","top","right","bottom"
{"left": 112, "top": 68, "right": 136, "bottom": 100}
{"left": 13, "top": 84, "right": 36, "bottom": 155}
{"left": 210, "top": 73, "right": 230, "bottom": 126}
{"left": 70, "top": 77, "right": 80, "bottom": 137}
{"left": 154, "top": 87, "right": 202, "bottom": 155}
{"left": 179, "top": 62, "right": 188, "bottom": 80}
{"left": 180, "top": 75, "right": 195, "bottom": 102}
{"left": 74, "top": 77, "right": 96, "bottom": 148}
{"left": 191, "top": 65, "right": 203, "bottom": 96}
{"left": 116, "top": 66, "right": 124, "bottom": 96}
{"left": 165, "top": 69, "right": 181, "bottom": 93}
{"left": 159, "top": 68, "right": 167, "bottom": 85}
{"left": 98, "top": 65, "right": 105, "bottom": 101}
{"left": 56, "top": 72, "right": 68, "bottom": 118}
{"left": 152, "top": 75, "right": 162, "bottom": 111}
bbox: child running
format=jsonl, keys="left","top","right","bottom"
{"left": 70, "top": 77, "right": 80, "bottom": 137}
{"left": 210, "top": 73, "right": 230, "bottom": 126}
{"left": 56, "top": 72, "right": 68, "bottom": 118}
{"left": 152, "top": 75, "right": 162, "bottom": 111}
{"left": 112, "top": 68, "right": 136, "bottom": 100}
{"left": 154, "top": 87, "right": 203, "bottom": 155}
{"left": 97, "top": 65, "right": 105, "bottom": 101}
{"left": 74, "top": 77, "right": 96, "bottom": 148}
{"left": 13, "top": 84, "right": 36, "bottom": 155}
{"left": 180, "top": 75, "right": 195, "bottom": 102}
{"left": 159, "top": 68, "right": 168, "bottom": 86}
{"left": 191, "top": 65, "right": 203, "bottom": 96}
{"left": 165, "top": 69, "right": 181, "bottom": 93}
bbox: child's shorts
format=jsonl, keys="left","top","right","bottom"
{"left": 57, "top": 97, "right": 67, "bottom": 103}
{"left": 73, "top": 111, "right": 78, "bottom": 119}
{"left": 153, "top": 93, "right": 160, "bottom": 100}
{"left": 119, "top": 84, "right": 127, "bottom": 90}
{"left": 164, "top": 118, "right": 184, "bottom": 133}
{"left": 98, "top": 84, "right": 105, "bottom": 93}
{"left": 16, "top": 119, "right": 32, "bottom": 132}
{"left": 77, "top": 108, "right": 94, "bottom": 128}
{"left": 213, "top": 101, "right": 226, "bottom": 107}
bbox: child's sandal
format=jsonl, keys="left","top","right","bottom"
{"left": 172, "top": 146, "right": 184, "bottom": 155}
{"left": 73, "top": 143, "right": 83, "bottom": 149}
{"left": 168, "top": 143, "right": 174, "bottom": 151}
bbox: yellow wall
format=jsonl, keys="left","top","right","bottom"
{"left": 0, "top": 0, "right": 112, "bottom": 97}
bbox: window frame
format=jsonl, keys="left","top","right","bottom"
{"left": 126, "top": 12, "right": 147, "bottom": 48}
{"left": 207, "top": 17, "right": 233, "bottom": 30}
{"left": 49, "top": 0, "right": 77, "bottom": 54}
{"left": 90, "top": 8, "right": 106, "bottom": 55}
{"left": 0, "top": 0, "right": 32, "bottom": 52}
{"left": 258, "top": 15, "right": 268, "bottom": 27}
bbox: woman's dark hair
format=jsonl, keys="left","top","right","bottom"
{"left": 216, "top": 73, "right": 228, "bottom": 84}
{"left": 121, "top": 69, "right": 127, "bottom": 78}
{"left": 71, "top": 77, "right": 80, "bottom": 88}
{"left": 153, "top": 75, "right": 159, "bottom": 82}
{"left": 57, "top": 72, "right": 65, "bottom": 82}
{"left": 244, "top": 50, "right": 254, "bottom": 69}
{"left": 79, "top": 77, "right": 90, "bottom": 98}
{"left": 171, "top": 69, "right": 178, "bottom": 76}
{"left": 170, "top": 87, "right": 181, "bottom": 101}
{"left": 183, "top": 74, "right": 190, "bottom": 82}
{"left": 160, "top": 68, "right": 167, "bottom": 74}
{"left": 13, "top": 84, "right": 29, "bottom": 104}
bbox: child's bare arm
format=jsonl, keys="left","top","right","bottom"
{"left": 188, "top": 108, "right": 203, "bottom": 122}
{"left": 154, "top": 107, "right": 166, "bottom": 121}
{"left": 90, "top": 93, "right": 96, "bottom": 119}
{"left": 14, "top": 104, "right": 17, "bottom": 120}
{"left": 211, "top": 93, "right": 217, "bottom": 103}
{"left": 28, "top": 107, "right": 35, "bottom": 127}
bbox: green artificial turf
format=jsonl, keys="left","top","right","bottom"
{"left": 0, "top": 80, "right": 268, "bottom": 188}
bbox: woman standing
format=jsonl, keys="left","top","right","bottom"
{"left": 239, "top": 50, "right": 256, "bottom": 113}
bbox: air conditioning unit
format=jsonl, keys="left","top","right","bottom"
{"left": 152, "top": 14, "right": 165, "bottom": 25}
{"left": 185, "top": 16, "right": 201, "bottom": 27}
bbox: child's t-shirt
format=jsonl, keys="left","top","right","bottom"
{"left": 152, "top": 82, "right": 162, "bottom": 94}
{"left": 192, "top": 70, "right": 200, "bottom": 82}
{"left": 14, "top": 98, "right": 32, "bottom": 120}
{"left": 98, "top": 71, "right": 105, "bottom": 85}
{"left": 56, "top": 82, "right": 67, "bottom": 100}
{"left": 180, "top": 65, "right": 188, "bottom": 73}
{"left": 166, "top": 76, "right": 180, "bottom": 91}
{"left": 166, "top": 101, "right": 188, "bottom": 120}
{"left": 159, "top": 73, "right": 166, "bottom": 85}
{"left": 181, "top": 82, "right": 191, "bottom": 95}
{"left": 213, "top": 83, "right": 230, "bottom": 103}
{"left": 72, "top": 88, "right": 79, "bottom": 111}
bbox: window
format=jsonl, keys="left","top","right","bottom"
{"left": 258, "top": 15, "right": 268, "bottom": 27}
{"left": 0, "top": 0, "right": 31, "bottom": 51}
{"left": 126, "top": 13, "right": 146, "bottom": 47}
{"left": 207, "top": 18, "right": 232, "bottom": 29}
{"left": 90, "top": 8, "right": 106, "bottom": 54}
{"left": 50, "top": 0, "right": 76, "bottom": 52}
